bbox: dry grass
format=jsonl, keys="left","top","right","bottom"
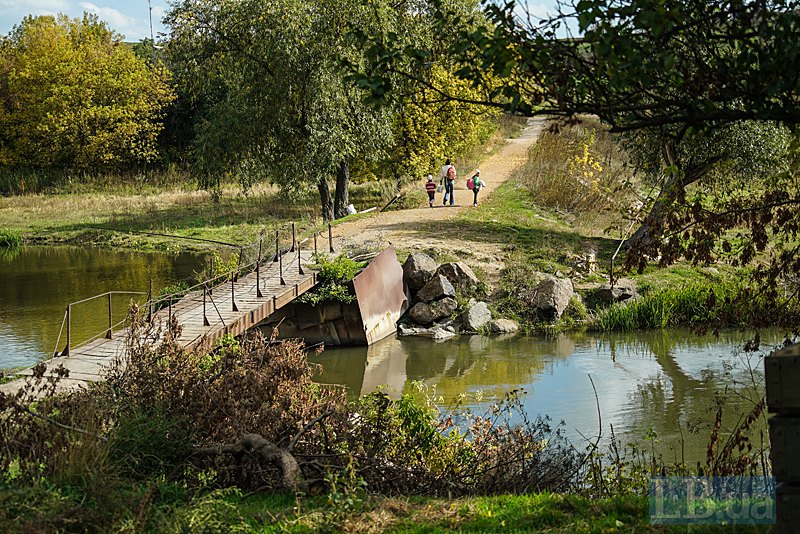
{"left": 0, "top": 182, "right": 320, "bottom": 249}
{"left": 518, "top": 117, "right": 638, "bottom": 232}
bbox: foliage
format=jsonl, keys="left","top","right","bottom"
{"left": 389, "top": 64, "right": 500, "bottom": 184}
{"left": 519, "top": 118, "right": 636, "bottom": 215}
{"left": 0, "top": 14, "right": 174, "bottom": 170}
{"left": 0, "top": 228, "right": 21, "bottom": 247}
{"left": 166, "top": 0, "right": 394, "bottom": 218}
{"left": 353, "top": 0, "right": 800, "bottom": 305}
{"left": 298, "top": 254, "right": 364, "bottom": 305}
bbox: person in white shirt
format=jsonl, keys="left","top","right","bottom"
{"left": 439, "top": 158, "right": 456, "bottom": 206}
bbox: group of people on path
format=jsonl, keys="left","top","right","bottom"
{"left": 424, "top": 158, "right": 484, "bottom": 208}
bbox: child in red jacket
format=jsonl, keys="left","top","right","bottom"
{"left": 425, "top": 174, "right": 436, "bottom": 207}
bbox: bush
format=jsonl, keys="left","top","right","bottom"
{"left": 299, "top": 254, "right": 365, "bottom": 305}
{"left": 518, "top": 118, "right": 635, "bottom": 215}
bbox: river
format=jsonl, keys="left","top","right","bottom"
{"left": 0, "top": 245, "right": 781, "bottom": 464}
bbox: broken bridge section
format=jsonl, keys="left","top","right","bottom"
{"left": 256, "top": 246, "right": 410, "bottom": 346}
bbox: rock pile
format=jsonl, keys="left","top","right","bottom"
{"left": 399, "top": 252, "right": 517, "bottom": 340}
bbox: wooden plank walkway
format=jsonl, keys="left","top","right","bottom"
{"left": 1, "top": 249, "right": 319, "bottom": 394}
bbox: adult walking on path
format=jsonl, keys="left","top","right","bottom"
{"left": 440, "top": 158, "right": 456, "bottom": 206}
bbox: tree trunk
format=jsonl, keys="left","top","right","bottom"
{"left": 626, "top": 153, "right": 724, "bottom": 250}
{"left": 318, "top": 177, "right": 333, "bottom": 222}
{"left": 334, "top": 159, "right": 350, "bottom": 219}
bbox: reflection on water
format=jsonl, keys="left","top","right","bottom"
{"left": 0, "top": 246, "right": 204, "bottom": 369}
{"left": 310, "top": 329, "right": 784, "bottom": 463}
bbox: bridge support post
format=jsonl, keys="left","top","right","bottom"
{"left": 231, "top": 276, "right": 239, "bottom": 312}
{"left": 329, "top": 223, "right": 334, "bottom": 253}
{"left": 298, "top": 239, "right": 305, "bottom": 275}
{"left": 256, "top": 238, "right": 263, "bottom": 298}
{"left": 209, "top": 256, "right": 214, "bottom": 294}
{"left": 274, "top": 230, "right": 279, "bottom": 262}
{"left": 203, "top": 286, "right": 210, "bottom": 326}
{"left": 105, "top": 292, "right": 113, "bottom": 339}
{"left": 291, "top": 222, "right": 296, "bottom": 252}
{"left": 314, "top": 232, "right": 318, "bottom": 255}
{"left": 61, "top": 304, "right": 71, "bottom": 357}
{"left": 279, "top": 247, "right": 286, "bottom": 285}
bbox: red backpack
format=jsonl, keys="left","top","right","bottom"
{"left": 446, "top": 165, "right": 456, "bottom": 180}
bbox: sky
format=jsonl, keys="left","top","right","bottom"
{"left": 0, "top": 0, "right": 168, "bottom": 41}
{"left": 0, "top": 1, "right": 559, "bottom": 42}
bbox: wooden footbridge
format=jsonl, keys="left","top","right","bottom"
{"left": 1, "top": 224, "right": 337, "bottom": 394}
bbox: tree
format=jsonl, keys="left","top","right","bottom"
{"left": 0, "top": 14, "right": 174, "bottom": 170}
{"left": 166, "top": 0, "right": 394, "bottom": 220}
{"left": 353, "top": 0, "right": 800, "bottom": 294}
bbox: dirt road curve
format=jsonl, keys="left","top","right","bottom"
{"left": 333, "top": 118, "right": 545, "bottom": 279}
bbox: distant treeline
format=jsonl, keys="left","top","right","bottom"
{"left": 0, "top": 3, "right": 500, "bottom": 219}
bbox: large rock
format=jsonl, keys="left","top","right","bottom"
{"left": 409, "top": 297, "right": 457, "bottom": 325}
{"left": 431, "top": 296, "right": 458, "bottom": 318}
{"left": 490, "top": 319, "right": 519, "bottom": 334}
{"left": 436, "top": 262, "right": 480, "bottom": 292}
{"left": 592, "top": 278, "right": 638, "bottom": 305}
{"left": 527, "top": 276, "right": 574, "bottom": 320}
{"left": 416, "top": 274, "right": 456, "bottom": 303}
{"left": 461, "top": 301, "right": 492, "bottom": 331}
{"left": 403, "top": 253, "right": 439, "bottom": 290}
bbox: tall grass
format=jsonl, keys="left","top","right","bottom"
{"left": 518, "top": 117, "right": 636, "bottom": 216}
{"left": 592, "top": 280, "right": 800, "bottom": 331}
{"left": 0, "top": 228, "right": 21, "bottom": 247}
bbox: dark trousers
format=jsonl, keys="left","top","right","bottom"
{"left": 473, "top": 188, "right": 480, "bottom": 205}
{"left": 428, "top": 191, "right": 435, "bottom": 204}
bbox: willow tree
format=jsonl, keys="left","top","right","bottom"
{"left": 0, "top": 14, "right": 174, "bottom": 170}
{"left": 167, "top": 0, "right": 395, "bottom": 220}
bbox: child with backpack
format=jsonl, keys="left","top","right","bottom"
{"left": 468, "top": 170, "right": 484, "bottom": 206}
{"left": 425, "top": 174, "right": 436, "bottom": 207}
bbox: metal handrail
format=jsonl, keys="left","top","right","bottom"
{"left": 51, "top": 221, "right": 334, "bottom": 358}
{"left": 67, "top": 291, "right": 148, "bottom": 307}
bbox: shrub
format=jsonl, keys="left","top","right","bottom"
{"left": 299, "top": 254, "right": 365, "bottom": 305}
{"left": 518, "top": 118, "right": 635, "bottom": 215}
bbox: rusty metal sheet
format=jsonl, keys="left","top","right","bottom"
{"left": 352, "top": 245, "right": 409, "bottom": 344}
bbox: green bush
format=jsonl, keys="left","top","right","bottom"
{"left": 0, "top": 228, "right": 21, "bottom": 248}
{"left": 299, "top": 254, "right": 365, "bottom": 305}
{"left": 109, "top": 408, "right": 191, "bottom": 479}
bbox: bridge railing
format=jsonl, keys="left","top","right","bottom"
{"left": 51, "top": 222, "right": 338, "bottom": 358}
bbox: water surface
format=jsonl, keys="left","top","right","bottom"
{"left": 310, "top": 329, "right": 781, "bottom": 464}
{"left": 0, "top": 246, "right": 204, "bottom": 368}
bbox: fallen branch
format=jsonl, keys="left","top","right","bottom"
{"left": 193, "top": 433, "right": 302, "bottom": 490}
{"left": 288, "top": 409, "right": 335, "bottom": 452}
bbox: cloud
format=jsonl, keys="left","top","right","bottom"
{"left": 78, "top": 1, "right": 150, "bottom": 40}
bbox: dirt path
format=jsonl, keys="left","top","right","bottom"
{"left": 333, "top": 118, "right": 545, "bottom": 280}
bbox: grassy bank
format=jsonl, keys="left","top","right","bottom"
{"left": 0, "top": 116, "right": 525, "bottom": 252}
{"left": 4, "top": 484, "right": 761, "bottom": 532}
